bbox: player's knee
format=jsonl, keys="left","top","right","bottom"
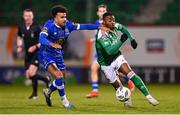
{"left": 28, "top": 69, "right": 36, "bottom": 77}
{"left": 91, "top": 64, "right": 99, "bottom": 73}
{"left": 53, "top": 70, "right": 63, "bottom": 78}
{"left": 127, "top": 71, "right": 136, "bottom": 79}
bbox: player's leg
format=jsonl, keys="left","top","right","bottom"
{"left": 118, "top": 72, "right": 135, "bottom": 92}
{"left": 43, "top": 63, "right": 74, "bottom": 108}
{"left": 101, "top": 65, "right": 132, "bottom": 107}
{"left": 118, "top": 62, "right": 159, "bottom": 106}
{"left": 26, "top": 64, "right": 38, "bottom": 99}
{"left": 32, "top": 55, "right": 51, "bottom": 87}
{"left": 34, "top": 74, "right": 51, "bottom": 87}
{"left": 86, "top": 60, "right": 100, "bottom": 98}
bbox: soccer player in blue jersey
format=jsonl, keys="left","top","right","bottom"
{"left": 86, "top": 4, "right": 135, "bottom": 98}
{"left": 38, "top": 4, "right": 110, "bottom": 109}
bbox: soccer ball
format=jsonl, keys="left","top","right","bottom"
{"left": 116, "top": 87, "right": 131, "bottom": 102}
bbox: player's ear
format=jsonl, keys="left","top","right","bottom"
{"left": 102, "top": 21, "right": 105, "bottom": 25}
{"left": 54, "top": 18, "right": 58, "bottom": 23}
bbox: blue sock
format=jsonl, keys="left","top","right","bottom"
{"left": 92, "top": 81, "right": 98, "bottom": 92}
{"left": 54, "top": 78, "right": 65, "bottom": 97}
{"left": 123, "top": 76, "right": 129, "bottom": 83}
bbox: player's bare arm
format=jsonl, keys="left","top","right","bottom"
{"left": 50, "top": 43, "right": 62, "bottom": 49}
{"left": 99, "top": 24, "right": 113, "bottom": 33}
{"left": 28, "top": 43, "right": 40, "bottom": 53}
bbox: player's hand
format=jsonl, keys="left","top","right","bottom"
{"left": 28, "top": 45, "right": 37, "bottom": 53}
{"left": 120, "top": 33, "right": 128, "bottom": 43}
{"left": 50, "top": 43, "right": 62, "bottom": 49}
{"left": 99, "top": 24, "right": 113, "bottom": 33}
{"left": 130, "top": 39, "right": 138, "bottom": 49}
{"left": 100, "top": 26, "right": 113, "bottom": 33}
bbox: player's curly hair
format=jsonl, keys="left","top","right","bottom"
{"left": 103, "top": 12, "right": 113, "bottom": 20}
{"left": 51, "top": 5, "right": 68, "bottom": 18}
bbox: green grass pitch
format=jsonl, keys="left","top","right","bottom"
{"left": 0, "top": 83, "right": 180, "bottom": 114}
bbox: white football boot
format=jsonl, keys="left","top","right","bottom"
{"left": 146, "top": 95, "right": 159, "bottom": 106}
{"left": 124, "top": 96, "right": 132, "bottom": 107}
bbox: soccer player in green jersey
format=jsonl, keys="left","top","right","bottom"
{"left": 86, "top": 4, "right": 135, "bottom": 98}
{"left": 95, "top": 12, "right": 159, "bottom": 106}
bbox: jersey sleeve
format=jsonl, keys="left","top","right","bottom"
{"left": 114, "top": 23, "right": 134, "bottom": 40}
{"left": 96, "top": 30, "right": 123, "bottom": 55}
{"left": 39, "top": 21, "right": 52, "bottom": 45}
{"left": 67, "top": 20, "right": 99, "bottom": 31}
{"left": 95, "top": 20, "right": 101, "bottom": 26}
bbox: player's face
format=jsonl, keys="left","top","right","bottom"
{"left": 23, "top": 11, "right": 34, "bottom": 24}
{"left": 55, "top": 13, "right": 67, "bottom": 27}
{"left": 97, "top": 7, "right": 107, "bottom": 19}
{"left": 103, "top": 15, "right": 115, "bottom": 30}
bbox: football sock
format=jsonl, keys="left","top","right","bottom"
{"left": 54, "top": 78, "right": 65, "bottom": 97}
{"left": 130, "top": 74, "right": 149, "bottom": 96}
{"left": 53, "top": 78, "right": 70, "bottom": 106}
{"left": 123, "top": 76, "right": 129, "bottom": 82}
{"left": 48, "top": 83, "right": 57, "bottom": 93}
{"left": 92, "top": 81, "right": 98, "bottom": 92}
{"left": 30, "top": 77, "right": 38, "bottom": 96}
{"left": 61, "top": 95, "right": 70, "bottom": 107}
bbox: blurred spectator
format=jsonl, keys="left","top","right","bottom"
{"left": 16, "top": 8, "right": 50, "bottom": 99}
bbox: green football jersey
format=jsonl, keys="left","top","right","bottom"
{"left": 95, "top": 23, "right": 133, "bottom": 66}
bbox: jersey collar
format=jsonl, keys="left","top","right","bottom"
{"left": 54, "top": 21, "right": 62, "bottom": 28}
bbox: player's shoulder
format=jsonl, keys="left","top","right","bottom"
{"left": 17, "top": 21, "right": 25, "bottom": 29}
{"left": 44, "top": 19, "right": 54, "bottom": 28}
{"left": 66, "top": 20, "right": 72, "bottom": 26}
{"left": 41, "top": 19, "right": 54, "bottom": 34}
{"left": 66, "top": 20, "right": 71, "bottom": 24}
{"left": 32, "top": 21, "right": 41, "bottom": 28}
{"left": 96, "top": 30, "right": 107, "bottom": 40}
{"left": 66, "top": 20, "right": 79, "bottom": 26}
{"left": 114, "top": 22, "right": 123, "bottom": 29}
{"left": 32, "top": 21, "right": 40, "bottom": 25}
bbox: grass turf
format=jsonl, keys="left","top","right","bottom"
{"left": 0, "top": 83, "right": 180, "bottom": 114}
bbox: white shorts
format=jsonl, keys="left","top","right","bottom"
{"left": 101, "top": 55, "right": 129, "bottom": 83}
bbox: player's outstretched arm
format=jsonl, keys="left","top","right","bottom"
{"left": 67, "top": 20, "right": 112, "bottom": 32}
{"left": 120, "top": 25, "right": 138, "bottom": 49}
{"left": 79, "top": 24, "right": 113, "bottom": 32}
{"left": 79, "top": 24, "right": 99, "bottom": 30}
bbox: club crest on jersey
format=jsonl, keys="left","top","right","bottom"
{"left": 54, "top": 32, "right": 57, "bottom": 35}
{"left": 31, "top": 33, "right": 34, "bottom": 38}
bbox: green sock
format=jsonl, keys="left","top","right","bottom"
{"left": 130, "top": 74, "right": 149, "bottom": 96}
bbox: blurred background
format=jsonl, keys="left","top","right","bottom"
{"left": 0, "top": 0, "right": 180, "bottom": 85}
